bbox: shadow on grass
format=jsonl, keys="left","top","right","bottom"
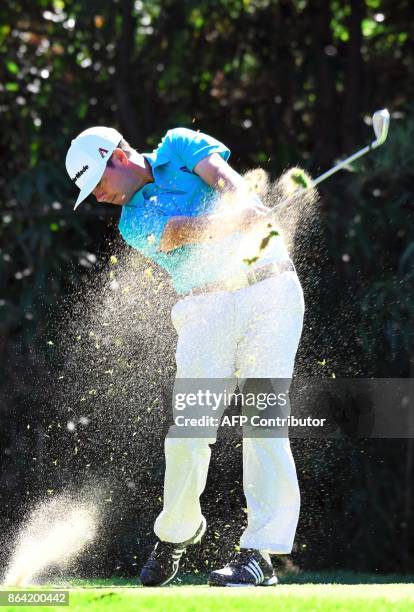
{"left": 280, "top": 571, "right": 414, "bottom": 585}
{"left": 50, "top": 570, "right": 414, "bottom": 589}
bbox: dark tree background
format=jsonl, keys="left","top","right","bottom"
{"left": 1, "top": 0, "right": 414, "bottom": 577}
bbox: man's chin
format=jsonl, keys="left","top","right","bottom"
{"left": 111, "top": 194, "right": 129, "bottom": 206}
{"left": 110, "top": 195, "right": 124, "bottom": 205}
{"left": 107, "top": 193, "right": 128, "bottom": 206}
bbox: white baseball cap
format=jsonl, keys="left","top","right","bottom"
{"left": 65, "top": 126, "right": 123, "bottom": 210}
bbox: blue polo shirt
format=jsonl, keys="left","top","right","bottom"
{"left": 118, "top": 127, "right": 288, "bottom": 293}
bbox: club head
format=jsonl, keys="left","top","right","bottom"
{"left": 372, "top": 109, "right": 390, "bottom": 147}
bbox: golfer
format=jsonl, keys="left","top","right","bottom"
{"left": 65, "top": 126, "right": 305, "bottom": 587}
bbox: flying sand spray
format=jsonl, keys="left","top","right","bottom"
{"left": 3, "top": 492, "right": 100, "bottom": 587}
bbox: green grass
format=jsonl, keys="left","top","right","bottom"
{"left": 2, "top": 573, "right": 414, "bottom": 611}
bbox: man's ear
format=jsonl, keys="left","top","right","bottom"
{"left": 112, "top": 147, "right": 129, "bottom": 165}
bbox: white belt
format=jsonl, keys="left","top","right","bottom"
{"left": 188, "top": 261, "right": 295, "bottom": 296}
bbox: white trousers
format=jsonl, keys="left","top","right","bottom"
{"left": 154, "top": 270, "right": 305, "bottom": 553}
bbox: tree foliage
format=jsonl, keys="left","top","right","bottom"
{"left": 1, "top": 0, "right": 414, "bottom": 575}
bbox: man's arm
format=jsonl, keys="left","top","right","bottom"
{"left": 159, "top": 153, "right": 273, "bottom": 253}
{"left": 195, "top": 151, "right": 246, "bottom": 192}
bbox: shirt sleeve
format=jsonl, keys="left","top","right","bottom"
{"left": 166, "top": 127, "right": 231, "bottom": 172}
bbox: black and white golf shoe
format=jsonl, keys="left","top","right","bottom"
{"left": 208, "top": 548, "right": 278, "bottom": 587}
{"left": 139, "top": 517, "right": 206, "bottom": 587}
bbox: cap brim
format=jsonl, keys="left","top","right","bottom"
{"left": 73, "top": 166, "right": 106, "bottom": 210}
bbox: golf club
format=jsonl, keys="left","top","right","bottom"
{"left": 312, "top": 109, "right": 390, "bottom": 186}
{"left": 272, "top": 109, "right": 390, "bottom": 213}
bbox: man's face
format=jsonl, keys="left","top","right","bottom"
{"left": 92, "top": 148, "right": 139, "bottom": 205}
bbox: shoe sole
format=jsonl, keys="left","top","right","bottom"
{"left": 209, "top": 576, "right": 278, "bottom": 587}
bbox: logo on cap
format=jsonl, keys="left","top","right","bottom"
{"left": 99, "top": 147, "right": 109, "bottom": 158}
{"left": 71, "top": 164, "right": 89, "bottom": 182}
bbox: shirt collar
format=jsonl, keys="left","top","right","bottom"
{"left": 143, "top": 148, "right": 170, "bottom": 170}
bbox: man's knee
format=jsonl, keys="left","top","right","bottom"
{"left": 165, "top": 432, "right": 217, "bottom": 456}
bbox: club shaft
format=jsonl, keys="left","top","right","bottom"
{"left": 311, "top": 143, "right": 372, "bottom": 186}
{"left": 273, "top": 141, "right": 376, "bottom": 213}
{"left": 270, "top": 143, "right": 372, "bottom": 213}
{"left": 271, "top": 110, "right": 388, "bottom": 213}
